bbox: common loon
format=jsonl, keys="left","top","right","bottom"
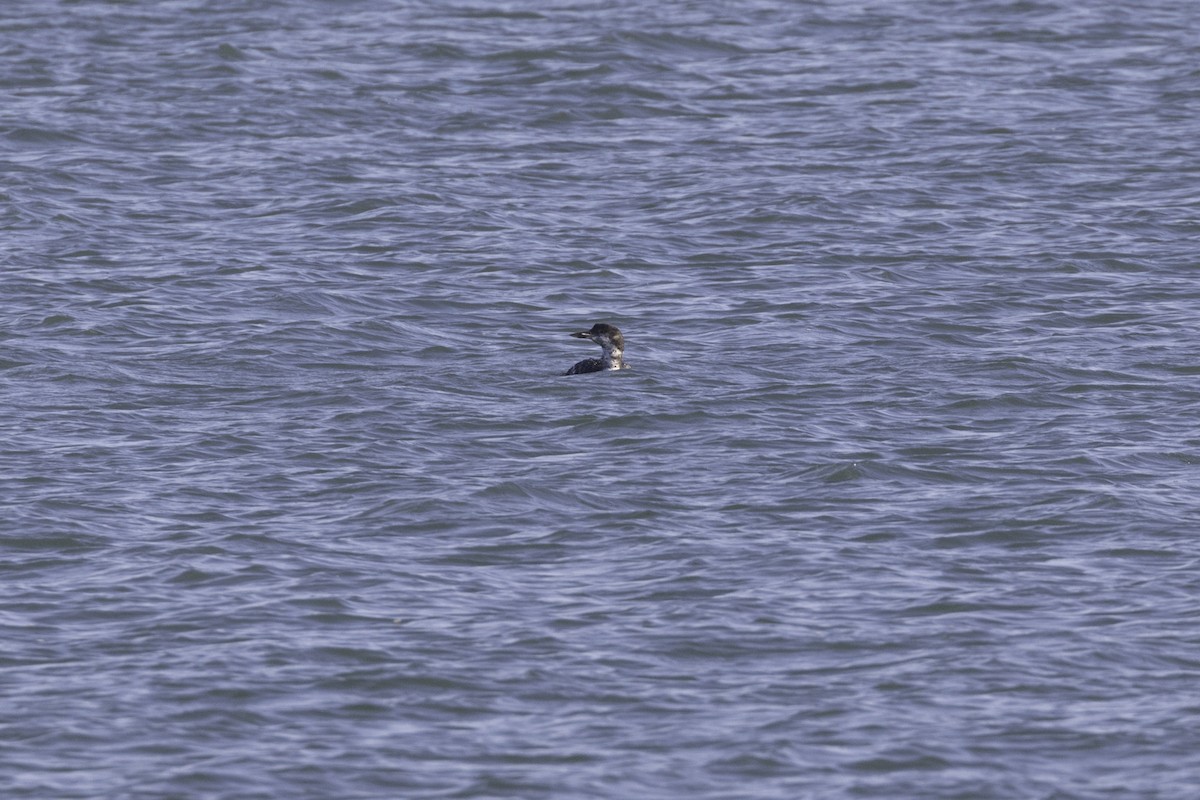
{"left": 564, "top": 323, "right": 630, "bottom": 375}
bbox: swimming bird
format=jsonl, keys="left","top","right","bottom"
{"left": 564, "top": 323, "right": 630, "bottom": 375}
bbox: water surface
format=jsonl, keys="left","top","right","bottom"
{"left": 4, "top": 1, "right": 1200, "bottom": 798}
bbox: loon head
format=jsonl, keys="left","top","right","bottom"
{"left": 571, "top": 323, "right": 625, "bottom": 353}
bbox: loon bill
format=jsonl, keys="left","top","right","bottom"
{"left": 564, "top": 322, "right": 630, "bottom": 375}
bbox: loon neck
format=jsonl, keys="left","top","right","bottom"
{"left": 601, "top": 345, "right": 624, "bottom": 369}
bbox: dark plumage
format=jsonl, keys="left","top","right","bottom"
{"left": 564, "top": 323, "right": 629, "bottom": 375}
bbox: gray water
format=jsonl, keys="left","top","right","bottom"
{"left": 4, "top": 1, "right": 1200, "bottom": 798}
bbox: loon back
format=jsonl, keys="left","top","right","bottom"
{"left": 564, "top": 357, "right": 608, "bottom": 375}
